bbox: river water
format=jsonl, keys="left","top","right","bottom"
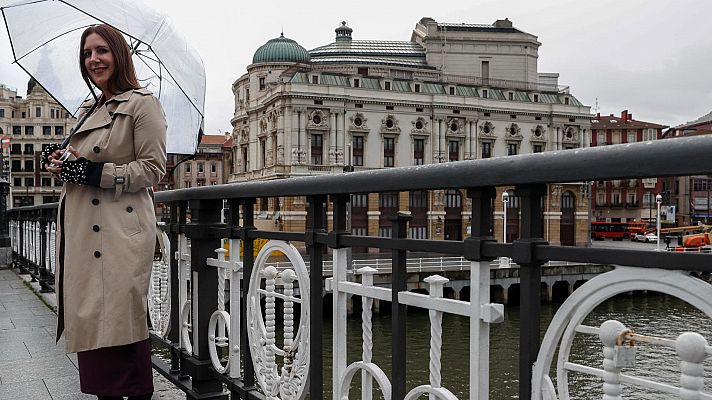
{"left": 318, "top": 292, "right": 712, "bottom": 399}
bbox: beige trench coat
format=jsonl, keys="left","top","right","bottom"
{"left": 56, "top": 88, "right": 167, "bottom": 353}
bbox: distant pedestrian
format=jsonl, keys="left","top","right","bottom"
{"left": 42, "top": 24, "right": 166, "bottom": 400}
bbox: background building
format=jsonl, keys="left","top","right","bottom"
{"left": 230, "top": 18, "right": 592, "bottom": 248}
{"left": 173, "top": 134, "right": 230, "bottom": 189}
{"left": 590, "top": 110, "right": 668, "bottom": 224}
{"left": 0, "top": 81, "right": 73, "bottom": 207}
{"left": 663, "top": 112, "right": 712, "bottom": 225}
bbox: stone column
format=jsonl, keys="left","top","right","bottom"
{"left": 329, "top": 112, "right": 337, "bottom": 163}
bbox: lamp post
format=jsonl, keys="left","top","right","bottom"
{"left": 502, "top": 191, "right": 509, "bottom": 243}
{"left": 656, "top": 194, "right": 662, "bottom": 252}
{"left": 501, "top": 191, "right": 510, "bottom": 267}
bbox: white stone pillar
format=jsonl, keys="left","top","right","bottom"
{"left": 676, "top": 332, "right": 707, "bottom": 400}
{"left": 599, "top": 320, "right": 625, "bottom": 400}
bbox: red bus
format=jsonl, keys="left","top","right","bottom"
{"left": 591, "top": 222, "right": 627, "bottom": 240}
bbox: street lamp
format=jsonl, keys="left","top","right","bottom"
{"left": 501, "top": 191, "right": 510, "bottom": 267}
{"left": 502, "top": 191, "right": 509, "bottom": 243}
{"left": 656, "top": 194, "right": 662, "bottom": 252}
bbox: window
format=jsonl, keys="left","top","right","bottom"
{"left": 10, "top": 144, "right": 20, "bottom": 155}
{"left": 314, "top": 100, "right": 323, "bottom": 105}
{"left": 448, "top": 140, "right": 459, "bottom": 162}
{"left": 21, "top": 111, "right": 26, "bottom": 118}
{"left": 383, "top": 137, "right": 395, "bottom": 167}
{"left": 42, "top": 178, "right": 51, "bottom": 187}
{"left": 352, "top": 136, "right": 364, "bottom": 166}
{"left": 643, "top": 129, "right": 657, "bottom": 141}
{"left": 353, "top": 78, "right": 360, "bottom": 88}
{"left": 409, "top": 190, "right": 428, "bottom": 239}
{"left": 533, "top": 144, "right": 543, "bottom": 153}
{"left": 597, "top": 132, "right": 606, "bottom": 145}
{"left": 24, "top": 160, "right": 34, "bottom": 172}
{"left": 13, "top": 177, "right": 21, "bottom": 186}
{"left": 414, "top": 83, "right": 421, "bottom": 93}
{"left": 612, "top": 192, "right": 620, "bottom": 205}
{"left": 413, "top": 138, "right": 424, "bottom": 165}
{"left": 533, "top": 94, "right": 539, "bottom": 102}
{"left": 50, "top": 109, "right": 55, "bottom": 119}
{"left": 55, "top": 126, "right": 63, "bottom": 135}
{"left": 311, "top": 75, "right": 319, "bottom": 84}
{"left": 449, "top": 87, "right": 455, "bottom": 95}
{"left": 416, "top": 107, "right": 424, "bottom": 112}
{"left": 507, "top": 143, "right": 518, "bottom": 156}
{"left": 311, "top": 134, "right": 323, "bottom": 164}
{"left": 643, "top": 192, "right": 653, "bottom": 207}
{"left": 24, "top": 144, "right": 33, "bottom": 154}
{"left": 355, "top": 103, "right": 363, "bottom": 109}
{"left": 260, "top": 138, "right": 266, "bottom": 167}
{"left": 185, "top": 163, "right": 191, "bottom": 173}
{"left": 12, "top": 126, "right": 20, "bottom": 135}
{"left": 482, "top": 89, "right": 488, "bottom": 99}
{"left": 242, "top": 146, "right": 249, "bottom": 172}
{"left": 508, "top": 92, "right": 514, "bottom": 100}
{"left": 245, "top": 88, "right": 250, "bottom": 101}
{"left": 43, "top": 196, "right": 59, "bottom": 204}
{"left": 627, "top": 132, "right": 636, "bottom": 143}
{"left": 358, "top": 67, "right": 368, "bottom": 76}
{"left": 11, "top": 160, "right": 21, "bottom": 172}
{"left": 35, "top": 107, "right": 41, "bottom": 117}
{"left": 379, "top": 192, "right": 399, "bottom": 237}
{"left": 481, "top": 142, "right": 492, "bottom": 159}
{"left": 385, "top": 105, "right": 394, "bottom": 111}
{"left": 25, "top": 178, "right": 34, "bottom": 187}
{"left": 25, "top": 126, "right": 34, "bottom": 135}
{"left": 0, "top": 109, "right": 4, "bottom": 118}
{"left": 43, "top": 126, "right": 51, "bottom": 135}
{"left": 259, "top": 77, "right": 265, "bottom": 90}
{"left": 384, "top": 81, "right": 391, "bottom": 90}
{"left": 210, "top": 163, "right": 217, "bottom": 174}
{"left": 197, "top": 163, "right": 204, "bottom": 173}
{"left": 564, "top": 97, "right": 570, "bottom": 105}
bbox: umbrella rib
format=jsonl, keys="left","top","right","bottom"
{"left": 135, "top": 54, "right": 162, "bottom": 84}
{"left": 13, "top": 24, "right": 93, "bottom": 63}
{"left": 0, "top": 0, "right": 50, "bottom": 10}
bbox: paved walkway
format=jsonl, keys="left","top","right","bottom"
{"left": 0, "top": 268, "right": 183, "bottom": 400}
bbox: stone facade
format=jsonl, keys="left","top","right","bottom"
{"left": 229, "top": 18, "right": 592, "bottom": 249}
{"left": 0, "top": 82, "right": 74, "bottom": 207}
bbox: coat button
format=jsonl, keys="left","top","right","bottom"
{"left": 94, "top": 251, "right": 101, "bottom": 258}
{"left": 92, "top": 225, "right": 100, "bottom": 232}
{"left": 92, "top": 198, "right": 100, "bottom": 205}
{"left": 93, "top": 146, "right": 101, "bottom": 153}
{"left": 126, "top": 206, "right": 133, "bottom": 213}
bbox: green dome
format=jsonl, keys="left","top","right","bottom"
{"left": 252, "top": 34, "right": 310, "bottom": 64}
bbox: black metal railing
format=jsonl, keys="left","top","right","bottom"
{"left": 8, "top": 134, "right": 712, "bottom": 399}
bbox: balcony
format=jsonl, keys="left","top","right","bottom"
{"left": 625, "top": 201, "right": 640, "bottom": 208}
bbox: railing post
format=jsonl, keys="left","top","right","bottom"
{"left": 465, "top": 187, "right": 496, "bottom": 400}
{"left": 183, "top": 198, "right": 226, "bottom": 399}
{"left": 676, "top": 332, "right": 707, "bottom": 400}
{"left": 0, "top": 179, "right": 10, "bottom": 268}
{"left": 307, "top": 195, "right": 327, "bottom": 400}
{"left": 392, "top": 212, "right": 412, "bottom": 400}
{"left": 38, "top": 208, "right": 51, "bottom": 292}
{"left": 240, "top": 198, "right": 257, "bottom": 390}
{"left": 514, "top": 184, "right": 547, "bottom": 400}
{"left": 330, "top": 194, "right": 349, "bottom": 399}
{"left": 167, "top": 200, "right": 182, "bottom": 375}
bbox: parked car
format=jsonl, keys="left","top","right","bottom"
{"left": 644, "top": 233, "right": 658, "bottom": 243}
{"left": 632, "top": 233, "right": 647, "bottom": 242}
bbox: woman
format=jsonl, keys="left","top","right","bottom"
{"left": 42, "top": 24, "right": 166, "bottom": 400}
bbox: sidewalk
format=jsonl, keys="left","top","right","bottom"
{"left": 0, "top": 268, "right": 183, "bottom": 399}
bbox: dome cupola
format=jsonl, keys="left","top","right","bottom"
{"left": 252, "top": 33, "right": 310, "bottom": 64}
{"left": 335, "top": 21, "right": 353, "bottom": 42}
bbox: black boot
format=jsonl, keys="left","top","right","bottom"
{"left": 128, "top": 394, "right": 153, "bottom": 400}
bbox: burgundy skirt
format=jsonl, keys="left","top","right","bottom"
{"left": 77, "top": 339, "right": 154, "bottom": 396}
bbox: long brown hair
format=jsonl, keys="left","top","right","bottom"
{"left": 79, "top": 24, "right": 140, "bottom": 98}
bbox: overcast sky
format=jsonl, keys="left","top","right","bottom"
{"left": 0, "top": 0, "right": 710, "bottom": 134}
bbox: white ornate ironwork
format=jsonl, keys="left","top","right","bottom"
{"left": 148, "top": 228, "right": 171, "bottom": 338}
{"left": 176, "top": 233, "right": 192, "bottom": 354}
{"left": 205, "top": 240, "right": 243, "bottom": 376}
{"left": 532, "top": 266, "right": 712, "bottom": 400}
{"left": 247, "top": 240, "right": 310, "bottom": 400}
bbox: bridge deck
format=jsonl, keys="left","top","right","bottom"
{"left": 0, "top": 267, "right": 182, "bottom": 400}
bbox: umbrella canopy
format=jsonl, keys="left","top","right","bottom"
{"left": 0, "top": 0, "right": 205, "bottom": 155}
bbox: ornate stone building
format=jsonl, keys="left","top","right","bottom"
{"left": 0, "top": 81, "right": 73, "bottom": 207}
{"left": 229, "top": 18, "right": 592, "bottom": 248}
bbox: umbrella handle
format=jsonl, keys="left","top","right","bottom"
{"left": 58, "top": 100, "right": 99, "bottom": 161}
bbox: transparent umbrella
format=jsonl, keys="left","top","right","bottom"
{"left": 0, "top": 0, "right": 205, "bottom": 155}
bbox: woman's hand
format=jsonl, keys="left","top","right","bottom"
{"left": 46, "top": 146, "right": 82, "bottom": 175}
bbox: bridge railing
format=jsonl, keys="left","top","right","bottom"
{"left": 7, "top": 135, "right": 712, "bottom": 399}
